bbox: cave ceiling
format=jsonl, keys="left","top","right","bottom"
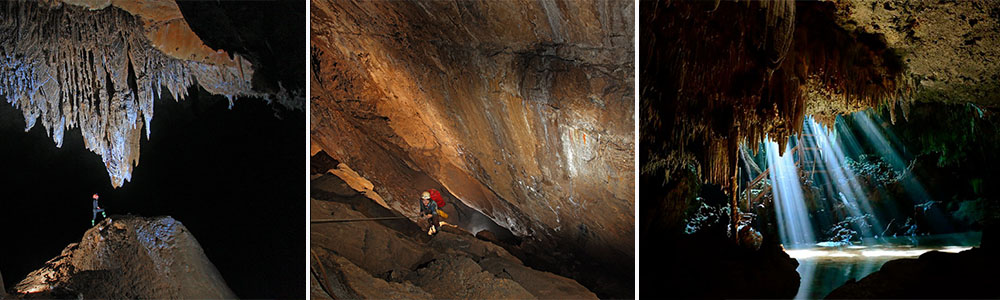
{"left": 640, "top": 0, "right": 1000, "bottom": 192}
{"left": 0, "top": 0, "right": 297, "bottom": 187}
{"left": 836, "top": 0, "right": 1000, "bottom": 107}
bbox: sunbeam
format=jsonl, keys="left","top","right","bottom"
{"left": 766, "top": 139, "right": 815, "bottom": 247}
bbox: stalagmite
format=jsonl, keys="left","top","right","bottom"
{"left": 0, "top": 2, "right": 257, "bottom": 187}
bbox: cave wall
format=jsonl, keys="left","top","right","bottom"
{"left": 310, "top": 0, "right": 633, "bottom": 296}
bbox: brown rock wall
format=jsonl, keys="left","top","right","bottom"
{"left": 311, "top": 1, "right": 634, "bottom": 296}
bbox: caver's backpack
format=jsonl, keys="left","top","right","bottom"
{"left": 427, "top": 189, "right": 446, "bottom": 208}
{"left": 427, "top": 189, "right": 449, "bottom": 218}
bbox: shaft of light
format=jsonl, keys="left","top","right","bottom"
{"left": 854, "top": 110, "right": 952, "bottom": 233}
{"left": 806, "top": 117, "right": 884, "bottom": 236}
{"left": 854, "top": 111, "right": 929, "bottom": 200}
{"left": 766, "top": 139, "right": 816, "bottom": 247}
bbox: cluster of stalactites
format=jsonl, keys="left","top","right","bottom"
{"left": 684, "top": 0, "right": 800, "bottom": 191}
{"left": 641, "top": 0, "right": 909, "bottom": 194}
{"left": 743, "top": 0, "right": 913, "bottom": 158}
{"left": 0, "top": 2, "right": 256, "bottom": 187}
{"left": 640, "top": 0, "right": 799, "bottom": 190}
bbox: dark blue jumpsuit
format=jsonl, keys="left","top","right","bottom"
{"left": 92, "top": 199, "right": 106, "bottom": 226}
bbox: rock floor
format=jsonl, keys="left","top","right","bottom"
{"left": 311, "top": 193, "right": 598, "bottom": 299}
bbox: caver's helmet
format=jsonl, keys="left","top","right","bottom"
{"left": 92, "top": 193, "right": 99, "bottom": 200}
{"left": 421, "top": 191, "right": 431, "bottom": 200}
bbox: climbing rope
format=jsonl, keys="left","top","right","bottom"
{"left": 310, "top": 216, "right": 409, "bottom": 223}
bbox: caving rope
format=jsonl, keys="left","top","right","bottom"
{"left": 310, "top": 216, "right": 410, "bottom": 223}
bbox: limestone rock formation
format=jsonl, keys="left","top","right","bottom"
{"left": 0, "top": 1, "right": 290, "bottom": 187}
{"left": 407, "top": 254, "right": 535, "bottom": 299}
{"left": 836, "top": 0, "right": 1000, "bottom": 107}
{"left": 311, "top": 175, "right": 599, "bottom": 300}
{"left": 9, "top": 215, "right": 234, "bottom": 299}
{"left": 174, "top": 1, "right": 307, "bottom": 111}
{"left": 310, "top": 1, "right": 634, "bottom": 296}
{"left": 641, "top": 0, "right": 905, "bottom": 195}
{"left": 311, "top": 251, "right": 433, "bottom": 300}
{"left": 477, "top": 255, "right": 605, "bottom": 299}
{"left": 640, "top": 0, "right": 1000, "bottom": 240}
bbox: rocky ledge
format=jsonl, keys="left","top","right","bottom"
{"left": 311, "top": 195, "right": 598, "bottom": 299}
{"left": 6, "top": 216, "right": 235, "bottom": 299}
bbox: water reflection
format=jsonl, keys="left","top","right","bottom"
{"left": 787, "top": 232, "right": 981, "bottom": 299}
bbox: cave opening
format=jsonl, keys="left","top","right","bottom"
{"left": 0, "top": 85, "right": 304, "bottom": 298}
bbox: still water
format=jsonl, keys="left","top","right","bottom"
{"left": 785, "top": 232, "right": 982, "bottom": 299}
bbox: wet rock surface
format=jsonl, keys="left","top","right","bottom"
{"left": 311, "top": 173, "right": 598, "bottom": 300}
{"left": 310, "top": 1, "right": 634, "bottom": 296}
{"left": 7, "top": 215, "right": 234, "bottom": 299}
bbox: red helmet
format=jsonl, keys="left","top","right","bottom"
{"left": 92, "top": 193, "right": 99, "bottom": 200}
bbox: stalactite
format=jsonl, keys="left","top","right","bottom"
{"left": 0, "top": 2, "right": 257, "bottom": 187}
{"left": 641, "top": 0, "right": 906, "bottom": 196}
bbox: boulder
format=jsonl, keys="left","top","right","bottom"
{"left": 312, "top": 251, "right": 431, "bottom": 299}
{"left": 407, "top": 254, "right": 534, "bottom": 299}
{"left": 479, "top": 256, "right": 598, "bottom": 299}
{"left": 11, "top": 216, "right": 234, "bottom": 299}
{"left": 475, "top": 230, "right": 500, "bottom": 243}
{"left": 311, "top": 199, "right": 431, "bottom": 278}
